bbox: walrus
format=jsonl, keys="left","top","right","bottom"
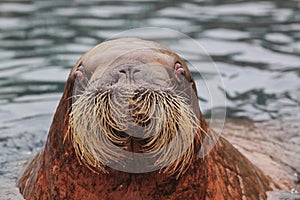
{"left": 18, "top": 38, "right": 278, "bottom": 200}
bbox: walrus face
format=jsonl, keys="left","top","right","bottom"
{"left": 69, "top": 38, "right": 201, "bottom": 176}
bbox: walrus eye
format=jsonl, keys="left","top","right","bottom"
{"left": 174, "top": 62, "right": 186, "bottom": 76}
{"left": 74, "top": 64, "right": 85, "bottom": 81}
{"left": 73, "top": 64, "right": 91, "bottom": 97}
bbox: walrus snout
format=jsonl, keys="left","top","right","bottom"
{"left": 67, "top": 39, "right": 203, "bottom": 175}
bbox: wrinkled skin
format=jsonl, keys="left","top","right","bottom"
{"left": 19, "top": 38, "right": 277, "bottom": 200}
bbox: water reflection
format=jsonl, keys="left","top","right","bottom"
{"left": 0, "top": 0, "right": 299, "bottom": 198}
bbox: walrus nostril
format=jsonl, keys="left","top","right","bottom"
{"left": 118, "top": 68, "right": 140, "bottom": 75}
{"left": 117, "top": 67, "right": 141, "bottom": 84}
{"left": 119, "top": 69, "right": 126, "bottom": 74}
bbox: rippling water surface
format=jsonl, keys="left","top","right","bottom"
{"left": 0, "top": 0, "right": 299, "bottom": 198}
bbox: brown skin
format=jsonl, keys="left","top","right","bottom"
{"left": 18, "top": 38, "right": 275, "bottom": 200}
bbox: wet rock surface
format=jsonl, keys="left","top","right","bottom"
{"left": 223, "top": 120, "right": 300, "bottom": 198}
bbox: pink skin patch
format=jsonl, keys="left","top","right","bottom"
{"left": 174, "top": 62, "right": 186, "bottom": 81}
{"left": 74, "top": 66, "right": 84, "bottom": 81}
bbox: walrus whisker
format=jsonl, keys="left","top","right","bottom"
{"left": 70, "top": 92, "right": 118, "bottom": 172}
{"left": 69, "top": 85, "right": 200, "bottom": 175}
{"left": 132, "top": 91, "right": 198, "bottom": 176}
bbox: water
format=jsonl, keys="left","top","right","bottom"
{"left": 0, "top": 0, "right": 299, "bottom": 198}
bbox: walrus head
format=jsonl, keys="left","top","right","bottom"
{"left": 18, "top": 38, "right": 275, "bottom": 200}
{"left": 68, "top": 38, "right": 203, "bottom": 176}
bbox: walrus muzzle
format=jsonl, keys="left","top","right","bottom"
{"left": 69, "top": 68, "right": 200, "bottom": 176}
